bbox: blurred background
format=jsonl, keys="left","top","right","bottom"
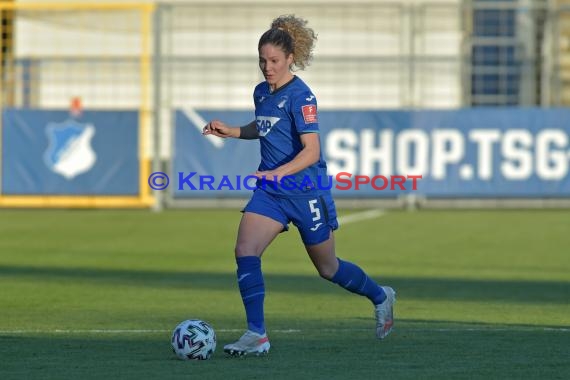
{"left": 1, "top": 0, "right": 569, "bottom": 209}
{"left": 1, "top": 2, "right": 568, "bottom": 377}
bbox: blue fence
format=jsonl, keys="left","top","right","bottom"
{"left": 174, "top": 108, "right": 570, "bottom": 198}
{"left": 2, "top": 109, "right": 139, "bottom": 195}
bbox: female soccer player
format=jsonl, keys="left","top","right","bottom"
{"left": 203, "top": 15, "right": 395, "bottom": 356}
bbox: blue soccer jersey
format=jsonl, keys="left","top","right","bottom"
{"left": 253, "top": 76, "right": 328, "bottom": 197}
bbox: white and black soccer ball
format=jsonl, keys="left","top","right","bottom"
{"left": 171, "top": 319, "right": 216, "bottom": 360}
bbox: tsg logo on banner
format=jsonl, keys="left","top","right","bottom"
{"left": 1, "top": 108, "right": 140, "bottom": 196}
{"left": 43, "top": 119, "right": 97, "bottom": 180}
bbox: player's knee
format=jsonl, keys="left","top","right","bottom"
{"left": 234, "top": 242, "right": 248, "bottom": 257}
{"left": 234, "top": 241, "right": 259, "bottom": 258}
{"left": 316, "top": 265, "right": 337, "bottom": 281}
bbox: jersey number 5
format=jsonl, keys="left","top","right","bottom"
{"left": 308, "top": 199, "right": 321, "bottom": 222}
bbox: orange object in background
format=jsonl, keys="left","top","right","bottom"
{"left": 70, "top": 96, "right": 82, "bottom": 117}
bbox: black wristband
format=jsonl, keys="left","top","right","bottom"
{"left": 239, "top": 125, "right": 259, "bottom": 139}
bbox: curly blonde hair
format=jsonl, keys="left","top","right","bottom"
{"left": 258, "top": 15, "right": 317, "bottom": 71}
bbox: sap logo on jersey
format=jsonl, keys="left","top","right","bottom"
{"left": 43, "top": 119, "right": 97, "bottom": 180}
{"left": 256, "top": 116, "right": 280, "bottom": 137}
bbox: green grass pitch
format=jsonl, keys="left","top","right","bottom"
{"left": 0, "top": 209, "right": 568, "bottom": 379}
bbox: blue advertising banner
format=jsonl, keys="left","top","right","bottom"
{"left": 2, "top": 109, "right": 139, "bottom": 195}
{"left": 174, "top": 108, "right": 570, "bottom": 198}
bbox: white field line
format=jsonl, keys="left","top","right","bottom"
{"left": 337, "top": 209, "right": 385, "bottom": 225}
{"left": 0, "top": 327, "right": 568, "bottom": 334}
{"left": 182, "top": 107, "right": 224, "bottom": 148}
{"left": 0, "top": 329, "right": 298, "bottom": 334}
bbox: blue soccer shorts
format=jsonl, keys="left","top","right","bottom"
{"left": 242, "top": 188, "right": 339, "bottom": 246}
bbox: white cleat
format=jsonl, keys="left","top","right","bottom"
{"left": 223, "top": 330, "right": 270, "bottom": 357}
{"left": 375, "top": 286, "right": 396, "bottom": 339}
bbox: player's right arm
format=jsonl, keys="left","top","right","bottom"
{"left": 202, "top": 120, "right": 258, "bottom": 140}
{"left": 238, "top": 121, "right": 259, "bottom": 140}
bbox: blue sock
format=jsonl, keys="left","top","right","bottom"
{"left": 236, "top": 256, "right": 265, "bottom": 335}
{"left": 330, "top": 258, "right": 386, "bottom": 305}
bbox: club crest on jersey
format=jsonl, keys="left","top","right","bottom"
{"left": 256, "top": 116, "right": 280, "bottom": 137}
{"left": 301, "top": 105, "right": 317, "bottom": 124}
{"left": 277, "top": 96, "right": 288, "bottom": 109}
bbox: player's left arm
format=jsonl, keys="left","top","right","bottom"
{"left": 255, "top": 133, "right": 320, "bottom": 180}
{"left": 255, "top": 91, "right": 320, "bottom": 181}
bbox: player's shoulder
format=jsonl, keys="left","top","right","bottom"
{"left": 289, "top": 76, "right": 317, "bottom": 104}
{"left": 253, "top": 81, "right": 269, "bottom": 96}
{"left": 253, "top": 81, "right": 271, "bottom": 98}
{"left": 253, "top": 82, "right": 271, "bottom": 107}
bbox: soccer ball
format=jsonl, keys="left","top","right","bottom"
{"left": 171, "top": 319, "right": 217, "bottom": 360}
